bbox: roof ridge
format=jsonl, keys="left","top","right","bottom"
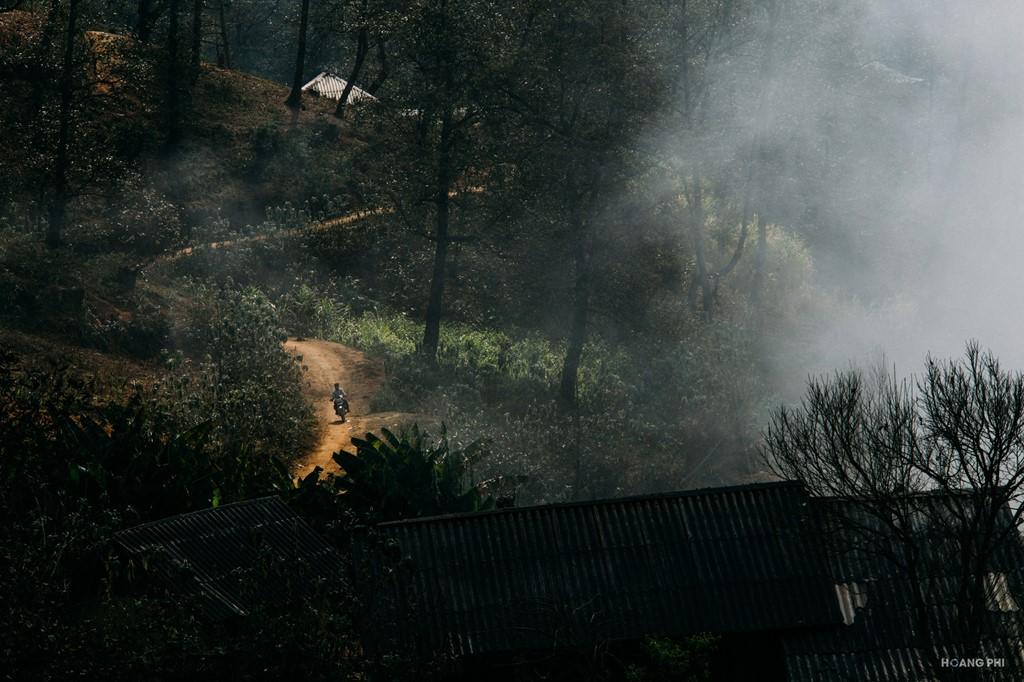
{"left": 378, "top": 479, "right": 805, "bottom": 527}
{"left": 114, "top": 495, "right": 286, "bottom": 537}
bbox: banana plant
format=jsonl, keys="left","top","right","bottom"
{"left": 331, "top": 425, "right": 496, "bottom": 522}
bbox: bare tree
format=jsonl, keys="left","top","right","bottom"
{"left": 763, "top": 342, "right": 1024, "bottom": 681}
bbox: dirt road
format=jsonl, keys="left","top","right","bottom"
{"left": 284, "top": 338, "right": 416, "bottom": 478}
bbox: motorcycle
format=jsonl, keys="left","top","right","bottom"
{"left": 332, "top": 395, "right": 349, "bottom": 422}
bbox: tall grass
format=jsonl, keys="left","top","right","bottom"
{"left": 280, "top": 283, "right": 629, "bottom": 402}
{"left": 278, "top": 283, "right": 771, "bottom": 504}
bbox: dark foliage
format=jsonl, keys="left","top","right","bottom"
{"left": 331, "top": 425, "right": 496, "bottom": 522}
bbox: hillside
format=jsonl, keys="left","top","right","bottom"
{"left": 1, "top": 11, "right": 364, "bottom": 223}
{"left": 10, "top": 2, "right": 1013, "bottom": 679}
{"left": 0, "top": 12, "right": 374, "bottom": 379}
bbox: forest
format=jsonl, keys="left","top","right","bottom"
{"left": 4, "top": 0, "right": 1024, "bottom": 680}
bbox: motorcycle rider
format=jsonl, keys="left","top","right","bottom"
{"left": 331, "top": 383, "right": 349, "bottom": 422}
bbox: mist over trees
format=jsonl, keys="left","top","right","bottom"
{"left": 4, "top": 0, "right": 1024, "bottom": 677}
{"left": 4, "top": 0, "right": 1016, "bottom": 494}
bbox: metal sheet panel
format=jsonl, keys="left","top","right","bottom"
{"left": 375, "top": 481, "right": 841, "bottom": 656}
{"left": 115, "top": 496, "right": 343, "bottom": 619}
{"left": 784, "top": 496, "right": 1024, "bottom": 681}
{"left": 301, "top": 72, "right": 377, "bottom": 102}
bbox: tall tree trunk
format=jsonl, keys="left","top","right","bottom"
{"left": 164, "top": 0, "right": 183, "bottom": 149}
{"left": 679, "top": 0, "right": 690, "bottom": 122}
{"left": 750, "top": 212, "right": 766, "bottom": 306}
{"left": 30, "top": 0, "right": 61, "bottom": 149}
{"left": 190, "top": 0, "right": 204, "bottom": 80}
{"left": 421, "top": 105, "right": 454, "bottom": 359}
{"left": 748, "top": 0, "right": 779, "bottom": 309}
{"left": 559, "top": 192, "right": 590, "bottom": 409}
{"left": 284, "top": 0, "right": 310, "bottom": 108}
{"left": 715, "top": 193, "right": 751, "bottom": 284}
{"left": 570, "top": 407, "right": 584, "bottom": 501}
{"left": 216, "top": 0, "right": 231, "bottom": 67}
{"left": 686, "top": 174, "right": 713, "bottom": 321}
{"left": 136, "top": 0, "right": 154, "bottom": 42}
{"left": 47, "top": 0, "right": 80, "bottom": 249}
{"left": 365, "top": 39, "right": 389, "bottom": 95}
{"left": 335, "top": 26, "right": 369, "bottom": 119}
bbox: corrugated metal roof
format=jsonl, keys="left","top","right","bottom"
{"left": 373, "top": 481, "right": 842, "bottom": 657}
{"left": 115, "top": 496, "right": 343, "bottom": 619}
{"left": 784, "top": 497, "right": 1024, "bottom": 681}
{"left": 301, "top": 71, "right": 377, "bottom": 102}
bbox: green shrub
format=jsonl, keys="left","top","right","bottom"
{"left": 624, "top": 634, "right": 719, "bottom": 682}
{"left": 325, "top": 425, "right": 496, "bottom": 522}
{"left": 75, "top": 172, "right": 186, "bottom": 256}
{"left": 0, "top": 349, "right": 294, "bottom": 527}
{"left": 163, "top": 283, "right": 316, "bottom": 462}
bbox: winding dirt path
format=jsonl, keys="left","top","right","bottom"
{"left": 164, "top": 208, "right": 390, "bottom": 262}
{"left": 284, "top": 338, "right": 417, "bottom": 478}
{"left": 156, "top": 187, "right": 482, "bottom": 264}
